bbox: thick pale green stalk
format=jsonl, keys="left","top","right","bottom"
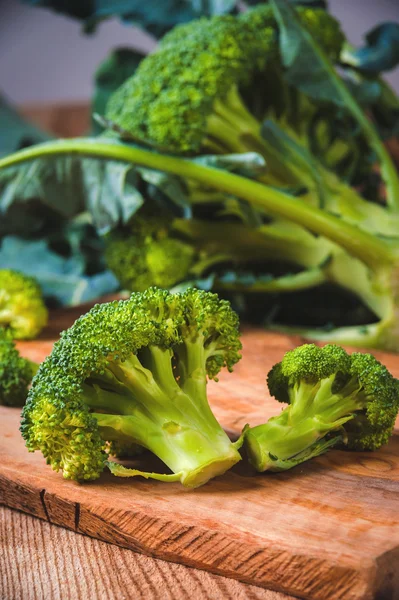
{"left": 0, "top": 139, "right": 395, "bottom": 269}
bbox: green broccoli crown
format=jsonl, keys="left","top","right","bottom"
{"left": 105, "top": 4, "right": 344, "bottom": 154}
{"left": 0, "top": 269, "right": 48, "bottom": 340}
{"left": 267, "top": 343, "right": 399, "bottom": 451}
{"left": 247, "top": 344, "right": 399, "bottom": 473}
{"left": 292, "top": 6, "right": 345, "bottom": 60}
{"left": 21, "top": 288, "right": 242, "bottom": 484}
{"left": 104, "top": 215, "right": 195, "bottom": 292}
{"left": 343, "top": 352, "right": 399, "bottom": 450}
{"left": 0, "top": 328, "right": 36, "bottom": 406}
{"left": 240, "top": 5, "right": 344, "bottom": 60}
{"left": 268, "top": 343, "right": 351, "bottom": 399}
{"left": 106, "top": 10, "right": 275, "bottom": 152}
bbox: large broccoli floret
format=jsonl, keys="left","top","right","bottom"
{"left": 245, "top": 344, "right": 399, "bottom": 472}
{"left": 0, "top": 269, "right": 48, "bottom": 340}
{"left": 105, "top": 5, "right": 344, "bottom": 155}
{"left": 21, "top": 288, "right": 244, "bottom": 487}
{"left": 0, "top": 328, "right": 38, "bottom": 406}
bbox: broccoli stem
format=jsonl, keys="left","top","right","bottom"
{"left": 245, "top": 376, "right": 360, "bottom": 471}
{"left": 0, "top": 139, "right": 395, "bottom": 270}
{"left": 214, "top": 268, "right": 327, "bottom": 293}
{"left": 206, "top": 86, "right": 295, "bottom": 186}
{"left": 173, "top": 218, "right": 329, "bottom": 271}
{"left": 82, "top": 346, "right": 242, "bottom": 487}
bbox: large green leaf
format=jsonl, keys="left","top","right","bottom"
{"left": 0, "top": 96, "right": 51, "bottom": 158}
{"left": 0, "top": 139, "right": 192, "bottom": 235}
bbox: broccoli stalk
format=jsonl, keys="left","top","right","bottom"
{"left": 21, "top": 288, "right": 244, "bottom": 488}
{"left": 105, "top": 211, "right": 332, "bottom": 294}
{"left": 245, "top": 344, "right": 399, "bottom": 472}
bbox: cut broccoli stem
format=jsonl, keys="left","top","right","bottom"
{"left": 82, "top": 346, "right": 242, "bottom": 488}
{"left": 246, "top": 375, "right": 359, "bottom": 471}
{"left": 247, "top": 434, "right": 342, "bottom": 472}
{"left": 0, "top": 139, "right": 395, "bottom": 270}
{"left": 95, "top": 412, "right": 240, "bottom": 488}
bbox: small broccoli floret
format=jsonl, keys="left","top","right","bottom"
{"left": 104, "top": 214, "right": 195, "bottom": 291}
{"left": 0, "top": 270, "right": 48, "bottom": 340}
{"left": 21, "top": 288, "right": 243, "bottom": 487}
{"left": 245, "top": 344, "right": 399, "bottom": 472}
{"left": 105, "top": 5, "right": 344, "bottom": 155}
{"left": 0, "top": 328, "right": 38, "bottom": 406}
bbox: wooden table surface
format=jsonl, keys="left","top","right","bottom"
{"left": 1, "top": 506, "right": 294, "bottom": 600}
{"left": 0, "top": 104, "right": 295, "bottom": 600}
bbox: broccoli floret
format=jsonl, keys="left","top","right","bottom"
{"left": 21, "top": 288, "right": 243, "bottom": 487}
{"left": 104, "top": 214, "right": 195, "bottom": 291}
{"left": 245, "top": 344, "right": 399, "bottom": 472}
{"left": 105, "top": 5, "right": 344, "bottom": 155}
{"left": 0, "top": 328, "right": 38, "bottom": 406}
{"left": 0, "top": 269, "right": 48, "bottom": 340}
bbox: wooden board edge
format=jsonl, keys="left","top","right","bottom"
{"left": 0, "top": 470, "right": 377, "bottom": 600}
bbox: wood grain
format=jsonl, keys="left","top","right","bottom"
{"left": 1, "top": 506, "right": 292, "bottom": 600}
{"left": 1, "top": 303, "right": 399, "bottom": 600}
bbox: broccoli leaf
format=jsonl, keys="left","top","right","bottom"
{"left": 0, "top": 236, "right": 119, "bottom": 306}
{"left": 342, "top": 23, "right": 399, "bottom": 74}
{"left": 0, "top": 139, "right": 190, "bottom": 235}
{"left": 92, "top": 48, "right": 145, "bottom": 134}
{"left": 270, "top": 0, "right": 346, "bottom": 106}
{"left": 0, "top": 96, "right": 51, "bottom": 158}
{"left": 23, "top": 0, "right": 238, "bottom": 36}
{"left": 0, "top": 151, "right": 144, "bottom": 235}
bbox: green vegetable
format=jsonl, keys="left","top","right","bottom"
{"left": 104, "top": 211, "right": 196, "bottom": 291}
{"left": 21, "top": 287, "right": 244, "bottom": 487}
{"left": 106, "top": 4, "right": 343, "bottom": 158}
{"left": 1, "top": 2, "right": 399, "bottom": 350}
{"left": 3, "top": 136, "right": 399, "bottom": 351}
{"left": 0, "top": 328, "right": 38, "bottom": 406}
{"left": 0, "top": 269, "right": 48, "bottom": 339}
{"left": 245, "top": 344, "right": 399, "bottom": 472}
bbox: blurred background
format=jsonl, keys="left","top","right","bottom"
{"left": 0, "top": 0, "right": 398, "bottom": 106}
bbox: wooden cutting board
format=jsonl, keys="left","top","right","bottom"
{"left": 1, "top": 303, "right": 398, "bottom": 600}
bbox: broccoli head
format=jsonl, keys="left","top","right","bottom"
{"left": 245, "top": 344, "right": 399, "bottom": 472}
{"left": 0, "top": 328, "right": 38, "bottom": 406}
{"left": 0, "top": 269, "right": 48, "bottom": 339}
{"left": 21, "top": 288, "right": 244, "bottom": 487}
{"left": 104, "top": 214, "right": 195, "bottom": 292}
{"left": 105, "top": 5, "right": 344, "bottom": 156}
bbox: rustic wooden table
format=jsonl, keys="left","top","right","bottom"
{"left": 1, "top": 506, "right": 293, "bottom": 600}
